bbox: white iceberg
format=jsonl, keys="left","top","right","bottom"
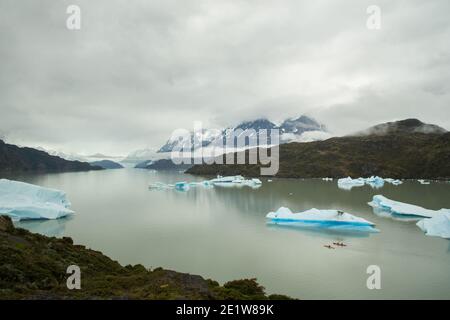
{"left": 266, "top": 207, "right": 378, "bottom": 231}
{"left": 418, "top": 179, "right": 431, "bottom": 185}
{"left": 210, "top": 175, "right": 262, "bottom": 188}
{"left": 364, "top": 176, "right": 385, "bottom": 189}
{"left": 384, "top": 178, "right": 403, "bottom": 185}
{"left": 337, "top": 177, "right": 366, "bottom": 190}
{"left": 368, "top": 195, "right": 448, "bottom": 218}
{"left": 148, "top": 175, "right": 262, "bottom": 192}
{"left": 338, "top": 176, "right": 402, "bottom": 190}
{"left": 0, "top": 179, "right": 74, "bottom": 221}
{"left": 322, "top": 177, "right": 333, "bottom": 181}
{"left": 416, "top": 211, "right": 450, "bottom": 239}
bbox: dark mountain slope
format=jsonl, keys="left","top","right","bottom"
{"left": 0, "top": 140, "right": 102, "bottom": 174}
{"left": 186, "top": 132, "right": 450, "bottom": 179}
{"left": 90, "top": 160, "right": 124, "bottom": 169}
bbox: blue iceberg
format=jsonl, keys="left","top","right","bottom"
{"left": 0, "top": 179, "right": 74, "bottom": 221}
{"left": 368, "top": 195, "right": 447, "bottom": 219}
{"left": 266, "top": 207, "right": 378, "bottom": 232}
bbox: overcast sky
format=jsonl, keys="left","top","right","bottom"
{"left": 1, "top": 0, "right": 449, "bottom": 155}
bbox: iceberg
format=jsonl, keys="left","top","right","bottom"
{"left": 266, "top": 207, "right": 378, "bottom": 232}
{"left": 322, "top": 177, "right": 333, "bottom": 181}
{"left": 368, "top": 195, "right": 448, "bottom": 219}
{"left": 210, "top": 175, "right": 262, "bottom": 188}
{"left": 384, "top": 178, "right": 403, "bottom": 185}
{"left": 174, "top": 181, "right": 190, "bottom": 191}
{"left": 416, "top": 211, "right": 450, "bottom": 239}
{"left": 148, "top": 175, "right": 262, "bottom": 192}
{"left": 418, "top": 179, "right": 431, "bottom": 185}
{"left": 364, "top": 176, "right": 385, "bottom": 189}
{"left": 337, "top": 177, "right": 366, "bottom": 190}
{"left": 148, "top": 182, "right": 175, "bottom": 190}
{"left": 0, "top": 179, "right": 74, "bottom": 221}
{"left": 338, "top": 176, "right": 402, "bottom": 190}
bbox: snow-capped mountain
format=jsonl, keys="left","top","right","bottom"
{"left": 157, "top": 128, "right": 222, "bottom": 153}
{"left": 156, "top": 115, "right": 328, "bottom": 153}
{"left": 279, "top": 115, "right": 326, "bottom": 134}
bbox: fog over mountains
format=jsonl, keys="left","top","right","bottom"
{"left": 123, "top": 115, "right": 330, "bottom": 163}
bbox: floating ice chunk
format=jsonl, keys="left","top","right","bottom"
{"left": 338, "top": 176, "right": 400, "bottom": 190}
{"left": 211, "top": 175, "right": 262, "bottom": 188}
{"left": 210, "top": 175, "right": 244, "bottom": 184}
{"left": 0, "top": 179, "right": 74, "bottom": 221}
{"left": 384, "top": 178, "right": 403, "bottom": 185}
{"left": 337, "top": 177, "right": 366, "bottom": 190}
{"left": 322, "top": 177, "right": 333, "bottom": 181}
{"left": 148, "top": 175, "right": 262, "bottom": 191}
{"left": 148, "top": 182, "right": 174, "bottom": 190}
{"left": 266, "top": 207, "right": 377, "bottom": 231}
{"left": 174, "top": 182, "right": 190, "bottom": 191}
{"left": 251, "top": 178, "right": 262, "bottom": 184}
{"left": 418, "top": 179, "right": 431, "bottom": 185}
{"left": 368, "top": 195, "right": 448, "bottom": 218}
{"left": 416, "top": 211, "right": 450, "bottom": 239}
{"left": 364, "top": 176, "right": 385, "bottom": 189}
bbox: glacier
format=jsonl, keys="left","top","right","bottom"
{"left": 266, "top": 207, "right": 378, "bottom": 232}
{"left": 416, "top": 211, "right": 450, "bottom": 239}
{"left": 0, "top": 179, "right": 74, "bottom": 221}
{"left": 338, "top": 176, "right": 402, "bottom": 190}
{"left": 368, "top": 195, "right": 448, "bottom": 218}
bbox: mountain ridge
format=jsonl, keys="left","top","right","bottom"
{"left": 0, "top": 139, "right": 102, "bottom": 174}
{"left": 186, "top": 119, "right": 450, "bottom": 179}
{"left": 156, "top": 115, "right": 327, "bottom": 154}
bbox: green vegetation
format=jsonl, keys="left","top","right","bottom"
{"left": 187, "top": 132, "right": 450, "bottom": 179}
{"left": 0, "top": 216, "right": 291, "bottom": 300}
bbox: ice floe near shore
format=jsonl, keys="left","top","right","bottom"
{"left": 337, "top": 176, "right": 402, "bottom": 190}
{"left": 0, "top": 179, "right": 74, "bottom": 221}
{"left": 149, "top": 175, "right": 262, "bottom": 191}
{"left": 266, "top": 207, "right": 378, "bottom": 232}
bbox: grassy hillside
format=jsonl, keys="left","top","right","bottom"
{"left": 186, "top": 132, "right": 450, "bottom": 179}
{"left": 0, "top": 216, "right": 290, "bottom": 300}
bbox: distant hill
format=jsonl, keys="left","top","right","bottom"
{"left": 354, "top": 118, "right": 447, "bottom": 136}
{"left": 0, "top": 140, "right": 102, "bottom": 174}
{"left": 90, "top": 160, "right": 124, "bottom": 169}
{"left": 186, "top": 120, "right": 450, "bottom": 179}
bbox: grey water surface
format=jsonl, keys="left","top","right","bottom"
{"left": 12, "top": 169, "right": 450, "bottom": 299}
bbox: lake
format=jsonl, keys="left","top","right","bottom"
{"left": 11, "top": 169, "right": 450, "bottom": 299}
